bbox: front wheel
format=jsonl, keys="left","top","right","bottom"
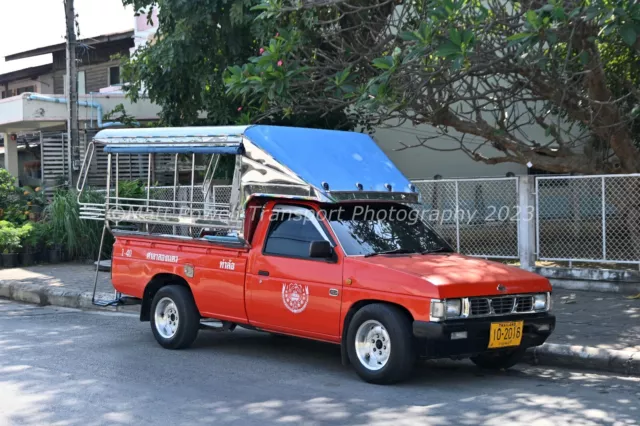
{"left": 470, "top": 349, "right": 525, "bottom": 370}
{"left": 150, "top": 285, "right": 200, "bottom": 349}
{"left": 346, "top": 304, "right": 416, "bottom": 384}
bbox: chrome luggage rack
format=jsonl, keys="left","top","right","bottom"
{"left": 76, "top": 133, "right": 246, "bottom": 306}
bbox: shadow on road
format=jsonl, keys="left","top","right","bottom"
{"left": 0, "top": 306, "right": 639, "bottom": 425}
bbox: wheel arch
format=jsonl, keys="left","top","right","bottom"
{"left": 140, "top": 273, "right": 194, "bottom": 321}
{"left": 340, "top": 299, "right": 414, "bottom": 366}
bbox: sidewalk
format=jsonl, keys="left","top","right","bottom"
{"left": 1, "top": 263, "right": 639, "bottom": 375}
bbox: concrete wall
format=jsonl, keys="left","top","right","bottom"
{"left": 14, "top": 93, "right": 163, "bottom": 126}
{"left": 373, "top": 122, "right": 528, "bottom": 179}
{"left": 1, "top": 74, "right": 55, "bottom": 97}
{"left": 0, "top": 96, "right": 25, "bottom": 126}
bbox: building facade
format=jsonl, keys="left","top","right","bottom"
{"left": 0, "top": 29, "right": 161, "bottom": 187}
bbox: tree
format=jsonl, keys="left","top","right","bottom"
{"left": 225, "top": 0, "right": 640, "bottom": 174}
{"left": 120, "top": 0, "right": 351, "bottom": 129}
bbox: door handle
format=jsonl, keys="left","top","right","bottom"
{"left": 258, "top": 270, "right": 270, "bottom": 276}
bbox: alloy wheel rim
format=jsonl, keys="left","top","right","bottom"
{"left": 355, "top": 320, "right": 391, "bottom": 371}
{"left": 154, "top": 297, "right": 179, "bottom": 339}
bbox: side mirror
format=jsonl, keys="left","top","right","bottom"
{"left": 309, "top": 240, "right": 333, "bottom": 258}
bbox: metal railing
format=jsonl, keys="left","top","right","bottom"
{"left": 412, "top": 177, "right": 520, "bottom": 259}
{"left": 536, "top": 174, "right": 640, "bottom": 264}
{"left": 81, "top": 185, "right": 235, "bottom": 236}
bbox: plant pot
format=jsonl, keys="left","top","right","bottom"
{"left": 48, "top": 249, "right": 62, "bottom": 264}
{"left": 20, "top": 252, "right": 37, "bottom": 267}
{"left": 1, "top": 253, "right": 19, "bottom": 268}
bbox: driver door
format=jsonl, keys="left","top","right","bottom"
{"left": 246, "top": 204, "right": 343, "bottom": 339}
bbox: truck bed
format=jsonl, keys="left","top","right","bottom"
{"left": 112, "top": 234, "right": 251, "bottom": 324}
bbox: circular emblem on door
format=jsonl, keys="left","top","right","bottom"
{"left": 282, "top": 283, "right": 309, "bottom": 314}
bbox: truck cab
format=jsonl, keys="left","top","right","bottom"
{"left": 80, "top": 125, "right": 555, "bottom": 384}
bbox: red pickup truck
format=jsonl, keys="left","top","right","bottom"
{"left": 85, "top": 125, "right": 555, "bottom": 384}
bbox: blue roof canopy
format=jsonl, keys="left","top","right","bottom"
{"left": 103, "top": 145, "right": 243, "bottom": 155}
{"left": 93, "top": 125, "right": 415, "bottom": 197}
{"left": 244, "top": 126, "right": 412, "bottom": 194}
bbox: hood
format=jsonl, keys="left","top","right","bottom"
{"left": 345, "top": 253, "right": 551, "bottom": 299}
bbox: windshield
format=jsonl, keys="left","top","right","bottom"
{"left": 324, "top": 203, "right": 453, "bottom": 256}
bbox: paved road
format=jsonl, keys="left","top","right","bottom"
{"left": 0, "top": 300, "right": 638, "bottom": 426}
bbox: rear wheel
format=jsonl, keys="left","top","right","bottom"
{"left": 471, "top": 349, "right": 525, "bottom": 370}
{"left": 346, "top": 304, "right": 416, "bottom": 384}
{"left": 150, "top": 285, "right": 200, "bottom": 349}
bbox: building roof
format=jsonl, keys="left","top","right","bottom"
{"left": 0, "top": 64, "right": 53, "bottom": 84}
{"left": 5, "top": 30, "right": 134, "bottom": 62}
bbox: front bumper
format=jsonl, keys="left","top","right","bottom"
{"left": 412, "top": 313, "right": 555, "bottom": 359}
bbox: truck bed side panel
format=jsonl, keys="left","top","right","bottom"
{"left": 112, "top": 236, "right": 249, "bottom": 323}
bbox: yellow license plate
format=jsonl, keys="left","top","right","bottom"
{"left": 488, "top": 321, "right": 524, "bottom": 349}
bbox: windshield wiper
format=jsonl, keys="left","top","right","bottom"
{"left": 364, "top": 248, "right": 418, "bottom": 258}
{"left": 420, "top": 247, "right": 454, "bottom": 255}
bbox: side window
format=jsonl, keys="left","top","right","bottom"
{"left": 264, "top": 210, "right": 327, "bottom": 258}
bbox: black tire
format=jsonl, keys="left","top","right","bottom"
{"left": 346, "top": 304, "right": 416, "bottom": 384}
{"left": 470, "top": 349, "right": 525, "bottom": 370}
{"left": 150, "top": 285, "right": 200, "bottom": 349}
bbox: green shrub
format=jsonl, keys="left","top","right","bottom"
{"left": 44, "top": 188, "right": 111, "bottom": 260}
{"left": 0, "top": 221, "right": 31, "bottom": 254}
{"left": 0, "top": 170, "right": 28, "bottom": 224}
{"left": 21, "top": 221, "right": 43, "bottom": 253}
{"left": 118, "top": 179, "right": 146, "bottom": 203}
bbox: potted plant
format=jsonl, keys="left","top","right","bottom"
{"left": 19, "top": 222, "right": 38, "bottom": 266}
{"left": 42, "top": 223, "right": 63, "bottom": 264}
{"left": 0, "top": 221, "right": 23, "bottom": 268}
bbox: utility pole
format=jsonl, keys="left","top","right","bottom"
{"left": 64, "top": 0, "right": 78, "bottom": 187}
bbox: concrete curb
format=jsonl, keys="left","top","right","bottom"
{"left": 524, "top": 343, "right": 640, "bottom": 376}
{"left": 2, "top": 280, "right": 639, "bottom": 376}
{"left": 535, "top": 267, "right": 640, "bottom": 295}
{"left": 0, "top": 280, "right": 130, "bottom": 312}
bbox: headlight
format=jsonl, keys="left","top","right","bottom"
{"left": 534, "top": 293, "right": 549, "bottom": 311}
{"left": 430, "top": 299, "right": 462, "bottom": 320}
{"left": 446, "top": 299, "right": 462, "bottom": 316}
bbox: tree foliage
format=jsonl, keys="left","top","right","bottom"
{"left": 120, "top": 0, "right": 352, "bottom": 129}
{"left": 225, "top": 0, "right": 640, "bottom": 174}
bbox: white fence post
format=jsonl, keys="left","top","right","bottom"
{"left": 518, "top": 176, "right": 536, "bottom": 270}
{"left": 454, "top": 181, "right": 461, "bottom": 252}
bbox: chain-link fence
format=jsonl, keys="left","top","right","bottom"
{"left": 411, "top": 177, "right": 520, "bottom": 258}
{"left": 144, "top": 185, "right": 233, "bottom": 236}
{"left": 536, "top": 174, "right": 640, "bottom": 264}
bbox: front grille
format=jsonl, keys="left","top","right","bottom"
{"left": 515, "top": 295, "right": 533, "bottom": 312}
{"left": 491, "top": 297, "right": 515, "bottom": 314}
{"left": 467, "top": 294, "right": 538, "bottom": 317}
{"left": 470, "top": 298, "right": 490, "bottom": 316}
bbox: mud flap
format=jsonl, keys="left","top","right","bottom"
{"left": 340, "top": 326, "right": 350, "bottom": 366}
{"left": 341, "top": 341, "right": 350, "bottom": 366}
